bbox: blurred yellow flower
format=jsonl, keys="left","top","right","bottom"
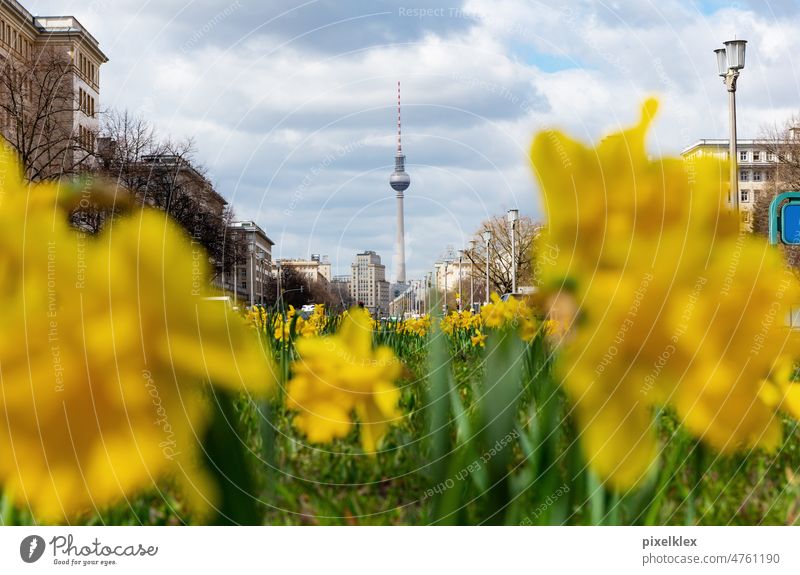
{"left": 0, "top": 144, "right": 276, "bottom": 522}
{"left": 396, "top": 315, "right": 431, "bottom": 337}
{"left": 286, "top": 307, "right": 402, "bottom": 451}
{"left": 471, "top": 331, "right": 487, "bottom": 348}
{"left": 531, "top": 99, "right": 800, "bottom": 489}
{"left": 480, "top": 293, "right": 519, "bottom": 328}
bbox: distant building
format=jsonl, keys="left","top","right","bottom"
{"left": 223, "top": 221, "right": 274, "bottom": 306}
{"left": 681, "top": 139, "right": 780, "bottom": 231}
{"left": 139, "top": 153, "right": 228, "bottom": 216}
{"left": 330, "top": 274, "right": 353, "bottom": 308}
{"left": 388, "top": 279, "right": 426, "bottom": 317}
{"left": 278, "top": 254, "right": 331, "bottom": 284}
{"left": 350, "top": 251, "right": 390, "bottom": 316}
{"left": 434, "top": 259, "right": 473, "bottom": 296}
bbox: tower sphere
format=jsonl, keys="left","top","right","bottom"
{"left": 390, "top": 170, "right": 410, "bottom": 191}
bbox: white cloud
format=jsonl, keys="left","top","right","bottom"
{"left": 26, "top": 0, "right": 800, "bottom": 278}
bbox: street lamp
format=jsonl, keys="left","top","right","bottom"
{"left": 276, "top": 260, "right": 283, "bottom": 309}
{"left": 468, "top": 239, "right": 476, "bottom": 311}
{"left": 714, "top": 39, "right": 746, "bottom": 214}
{"left": 482, "top": 229, "right": 492, "bottom": 305}
{"left": 507, "top": 209, "right": 519, "bottom": 294}
{"left": 458, "top": 249, "right": 465, "bottom": 311}
{"left": 425, "top": 272, "right": 431, "bottom": 314}
{"left": 255, "top": 252, "right": 265, "bottom": 305}
{"left": 443, "top": 259, "right": 451, "bottom": 312}
{"left": 247, "top": 239, "right": 255, "bottom": 307}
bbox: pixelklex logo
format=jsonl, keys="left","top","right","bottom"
{"left": 20, "top": 535, "right": 46, "bottom": 563}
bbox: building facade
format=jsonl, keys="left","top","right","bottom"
{"left": 350, "top": 251, "right": 390, "bottom": 316}
{"left": 224, "top": 221, "right": 274, "bottom": 307}
{"left": 434, "top": 259, "right": 474, "bottom": 297}
{"left": 331, "top": 274, "right": 352, "bottom": 305}
{"left": 681, "top": 139, "right": 780, "bottom": 230}
{"left": 278, "top": 255, "right": 331, "bottom": 284}
{"left": 136, "top": 153, "right": 228, "bottom": 216}
{"left": 0, "top": 2, "right": 108, "bottom": 177}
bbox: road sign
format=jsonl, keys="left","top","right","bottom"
{"left": 782, "top": 203, "right": 800, "bottom": 244}
{"left": 769, "top": 191, "right": 800, "bottom": 245}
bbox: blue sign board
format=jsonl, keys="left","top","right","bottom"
{"left": 769, "top": 192, "right": 800, "bottom": 245}
{"left": 782, "top": 203, "right": 800, "bottom": 244}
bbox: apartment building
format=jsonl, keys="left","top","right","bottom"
{"left": 350, "top": 251, "right": 390, "bottom": 316}
{"left": 278, "top": 255, "right": 332, "bottom": 284}
{"left": 0, "top": 1, "right": 108, "bottom": 178}
{"left": 136, "top": 153, "right": 228, "bottom": 216}
{"left": 681, "top": 139, "right": 779, "bottom": 230}
{"left": 224, "top": 221, "right": 274, "bottom": 307}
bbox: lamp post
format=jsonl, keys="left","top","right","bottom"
{"left": 276, "top": 260, "right": 282, "bottom": 309}
{"left": 458, "top": 249, "right": 465, "bottom": 311}
{"left": 443, "top": 259, "right": 450, "bottom": 312}
{"left": 507, "top": 209, "right": 519, "bottom": 294}
{"left": 247, "top": 238, "right": 255, "bottom": 307}
{"left": 425, "top": 272, "right": 430, "bottom": 314}
{"left": 482, "top": 229, "right": 492, "bottom": 305}
{"left": 468, "top": 239, "right": 476, "bottom": 311}
{"left": 715, "top": 39, "right": 746, "bottom": 214}
{"left": 256, "top": 252, "right": 265, "bottom": 305}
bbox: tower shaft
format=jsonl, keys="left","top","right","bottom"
{"left": 395, "top": 193, "right": 406, "bottom": 283}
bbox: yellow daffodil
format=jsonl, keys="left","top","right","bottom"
{"left": 471, "top": 331, "right": 487, "bottom": 348}
{"left": 286, "top": 307, "right": 402, "bottom": 452}
{"left": 531, "top": 99, "right": 800, "bottom": 489}
{"left": 395, "top": 315, "right": 431, "bottom": 337}
{"left": 0, "top": 143, "right": 276, "bottom": 523}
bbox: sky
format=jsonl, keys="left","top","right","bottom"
{"left": 26, "top": 0, "right": 800, "bottom": 278}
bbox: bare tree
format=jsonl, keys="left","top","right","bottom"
{"left": 761, "top": 116, "right": 800, "bottom": 190}
{"left": 0, "top": 45, "right": 93, "bottom": 180}
{"left": 462, "top": 214, "right": 541, "bottom": 296}
{"left": 751, "top": 117, "right": 800, "bottom": 268}
{"left": 94, "top": 110, "right": 239, "bottom": 281}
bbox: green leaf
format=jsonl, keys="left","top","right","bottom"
{"left": 202, "top": 390, "right": 261, "bottom": 525}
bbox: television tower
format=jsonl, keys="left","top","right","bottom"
{"left": 390, "top": 81, "right": 410, "bottom": 284}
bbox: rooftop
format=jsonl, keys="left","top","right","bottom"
{"left": 1, "top": 2, "right": 108, "bottom": 59}
{"left": 681, "top": 138, "right": 796, "bottom": 155}
{"left": 229, "top": 220, "right": 275, "bottom": 246}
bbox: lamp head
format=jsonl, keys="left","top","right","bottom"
{"left": 507, "top": 209, "right": 519, "bottom": 224}
{"left": 724, "top": 39, "right": 746, "bottom": 70}
{"left": 714, "top": 48, "right": 728, "bottom": 77}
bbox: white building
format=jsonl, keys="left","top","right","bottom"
{"left": 350, "top": 251, "right": 390, "bottom": 316}
{"left": 434, "top": 259, "right": 474, "bottom": 296}
{"left": 681, "top": 139, "right": 780, "bottom": 230}
{"left": 277, "top": 254, "right": 331, "bottom": 284}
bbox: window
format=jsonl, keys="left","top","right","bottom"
{"left": 753, "top": 171, "right": 762, "bottom": 182}
{"left": 753, "top": 151, "right": 761, "bottom": 162}
{"left": 740, "top": 189, "right": 750, "bottom": 202}
{"left": 769, "top": 152, "right": 777, "bottom": 162}
{"left": 739, "top": 151, "right": 748, "bottom": 162}
{"left": 739, "top": 169, "right": 750, "bottom": 182}
{"left": 766, "top": 170, "right": 774, "bottom": 181}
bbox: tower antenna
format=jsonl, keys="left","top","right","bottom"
{"left": 397, "top": 81, "right": 402, "bottom": 154}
